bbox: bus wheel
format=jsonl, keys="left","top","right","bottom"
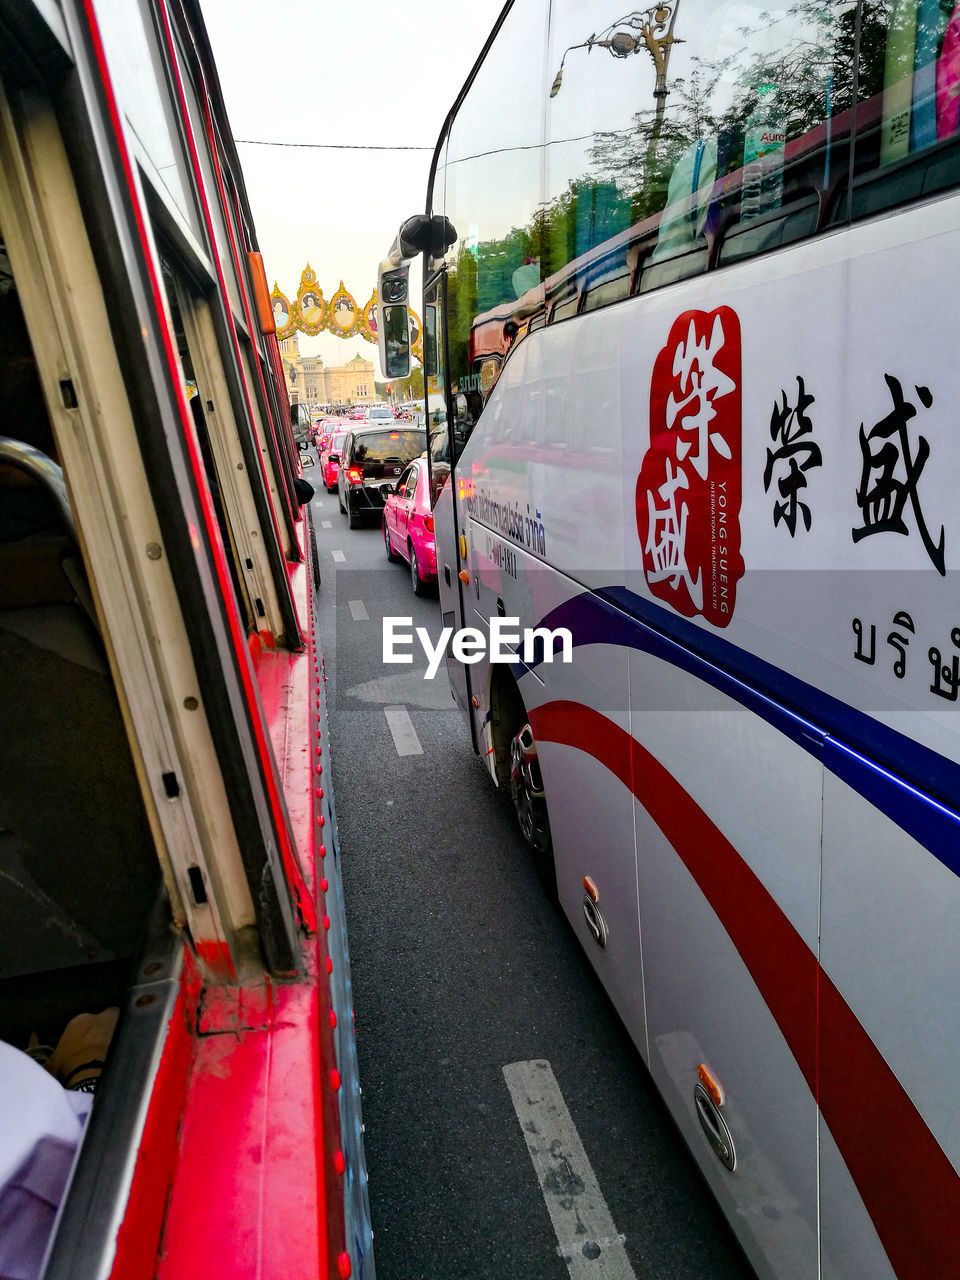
{"left": 510, "top": 722, "right": 551, "bottom": 856}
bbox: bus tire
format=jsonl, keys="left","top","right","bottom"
{"left": 491, "top": 669, "right": 556, "bottom": 897}
{"left": 510, "top": 722, "right": 552, "bottom": 858}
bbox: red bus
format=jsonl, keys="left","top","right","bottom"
{"left": 0, "top": 2, "right": 371, "bottom": 1277}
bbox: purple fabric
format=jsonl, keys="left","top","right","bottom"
{"left": 0, "top": 1140, "right": 76, "bottom": 1280}
{"left": 0, "top": 1044, "right": 90, "bottom": 1280}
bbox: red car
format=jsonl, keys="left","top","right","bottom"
{"left": 319, "top": 430, "right": 347, "bottom": 492}
{"left": 382, "top": 458, "right": 437, "bottom": 595}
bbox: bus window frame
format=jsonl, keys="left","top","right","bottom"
{"left": 50, "top": 1, "right": 304, "bottom": 973}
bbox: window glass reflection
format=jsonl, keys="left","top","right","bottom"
{"left": 443, "top": 0, "right": 549, "bottom": 425}
{"left": 850, "top": 1, "right": 960, "bottom": 221}
{"left": 96, "top": 0, "right": 202, "bottom": 240}
{"left": 546, "top": 0, "right": 857, "bottom": 288}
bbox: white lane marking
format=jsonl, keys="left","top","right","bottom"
{"left": 503, "top": 1060, "right": 637, "bottom": 1279}
{"left": 384, "top": 704, "right": 423, "bottom": 756}
{"left": 331, "top": 550, "right": 345, "bottom": 562}
{"left": 348, "top": 600, "right": 369, "bottom": 621}
{"left": 322, "top": 520, "right": 332, "bottom": 528}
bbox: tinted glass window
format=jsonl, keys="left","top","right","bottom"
{"left": 848, "top": 1, "right": 960, "bottom": 220}
{"left": 96, "top": 0, "right": 202, "bottom": 240}
{"left": 443, "top": 0, "right": 550, "bottom": 427}
{"left": 351, "top": 430, "right": 426, "bottom": 465}
{"left": 437, "top": 0, "right": 863, "bottom": 429}
{"left": 367, "top": 407, "right": 394, "bottom": 420}
{"left": 546, "top": 0, "right": 856, "bottom": 288}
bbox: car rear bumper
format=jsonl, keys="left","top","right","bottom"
{"left": 349, "top": 482, "right": 399, "bottom": 512}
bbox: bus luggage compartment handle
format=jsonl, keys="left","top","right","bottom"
{"left": 694, "top": 1083, "right": 736, "bottom": 1172}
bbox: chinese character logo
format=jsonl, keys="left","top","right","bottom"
{"left": 763, "top": 376, "right": 822, "bottom": 535}
{"left": 637, "top": 307, "right": 744, "bottom": 626}
{"left": 852, "top": 373, "right": 945, "bottom": 575}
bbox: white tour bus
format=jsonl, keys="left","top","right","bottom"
{"left": 379, "top": 2, "right": 960, "bottom": 1277}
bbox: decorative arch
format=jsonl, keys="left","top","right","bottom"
{"left": 270, "top": 267, "right": 422, "bottom": 362}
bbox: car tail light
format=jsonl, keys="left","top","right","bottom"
{"left": 347, "top": 466, "right": 363, "bottom": 485}
{"left": 424, "top": 514, "right": 434, "bottom": 533}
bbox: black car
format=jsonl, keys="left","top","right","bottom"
{"left": 337, "top": 424, "right": 427, "bottom": 528}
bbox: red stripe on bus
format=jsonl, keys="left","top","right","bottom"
{"left": 529, "top": 700, "right": 960, "bottom": 1280}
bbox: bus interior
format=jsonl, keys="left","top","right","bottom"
{"left": 0, "top": 229, "right": 162, "bottom": 1060}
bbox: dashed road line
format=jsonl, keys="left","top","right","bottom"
{"left": 332, "top": 550, "right": 345, "bottom": 562}
{"left": 322, "top": 520, "right": 332, "bottom": 528}
{"left": 348, "top": 600, "right": 369, "bottom": 621}
{"left": 503, "top": 1060, "right": 637, "bottom": 1279}
{"left": 384, "top": 704, "right": 423, "bottom": 756}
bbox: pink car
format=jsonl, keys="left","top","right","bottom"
{"left": 382, "top": 458, "right": 436, "bottom": 595}
{"left": 320, "top": 431, "right": 347, "bottom": 492}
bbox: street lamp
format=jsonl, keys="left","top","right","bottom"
{"left": 549, "top": 5, "right": 682, "bottom": 151}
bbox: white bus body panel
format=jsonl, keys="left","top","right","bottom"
{"left": 453, "top": 193, "right": 960, "bottom": 1277}
{"left": 628, "top": 647, "right": 821, "bottom": 1278}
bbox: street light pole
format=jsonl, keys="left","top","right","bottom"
{"left": 549, "top": 4, "right": 682, "bottom": 173}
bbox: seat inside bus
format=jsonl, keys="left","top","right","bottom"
{"left": 0, "top": 233, "right": 160, "bottom": 1054}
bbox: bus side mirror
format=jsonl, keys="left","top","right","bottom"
{"left": 377, "top": 265, "right": 410, "bottom": 380}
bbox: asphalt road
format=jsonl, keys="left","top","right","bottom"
{"left": 307, "top": 457, "right": 753, "bottom": 1280}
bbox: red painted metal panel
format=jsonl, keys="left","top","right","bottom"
{"left": 108, "top": 960, "right": 199, "bottom": 1280}
{"left": 249, "top": 556, "right": 315, "bottom": 929}
{"left": 530, "top": 700, "right": 960, "bottom": 1280}
{"left": 157, "top": 978, "right": 329, "bottom": 1280}
{"left": 157, "top": 545, "right": 347, "bottom": 1278}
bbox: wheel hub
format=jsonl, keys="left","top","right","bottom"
{"left": 510, "top": 723, "right": 550, "bottom": 853}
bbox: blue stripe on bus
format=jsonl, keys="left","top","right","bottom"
{"left": 527, "top": 587, "right": 960, "bottom": 880}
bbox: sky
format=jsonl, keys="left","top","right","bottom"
{"left": 200, "top": 0, "right": 505, "bottom": 377}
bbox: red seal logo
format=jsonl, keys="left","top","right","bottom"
{"left": 637, "top": 306, "right": 744, "bottom": 627}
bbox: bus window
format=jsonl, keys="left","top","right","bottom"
{"left": 442, "top": 0, "right": 549, "bottom": 421}
{"left": 849, "top": 1, "right": 960, "bottom": 219}
{"left": 580, "top": 252, "right": 632, "bottom": 312}
{"left": 424, "top": 274, "right": 451, "bottom": 502}
{"left": 95, "top": 0, "right": 203, "bottom": 242}
{"left": 159, "top": 259, "right": 255, "bottom": 633}
{"left": 545, "top": 1, "right": 856, "bottom": 281}
{"left": 0, "top": 224, "right": 160, "bottom": 1047}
